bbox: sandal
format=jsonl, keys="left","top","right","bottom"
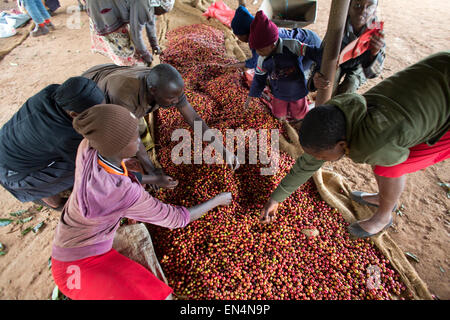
{"left": 347, "top": 216, "right": 393, "bottom": 239}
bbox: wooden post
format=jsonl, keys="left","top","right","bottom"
{"left": 315, "top": 0, "right": 351, "bottom": 106}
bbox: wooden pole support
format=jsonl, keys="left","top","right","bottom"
{"left": 315, "top": 0, "right": 351, "bottom": 106}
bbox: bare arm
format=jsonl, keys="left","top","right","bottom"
{"left": 135, "top": 139, "right": 157, "bottom": 174}
{"left": 177, "top": 101, "right": 210, "bottom": 135}
{"left": 187, "top": 192, "right": 232, "bottom": 222}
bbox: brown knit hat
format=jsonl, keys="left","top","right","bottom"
{"left": 73, "top": 104, "right": 139, "bottom": 157}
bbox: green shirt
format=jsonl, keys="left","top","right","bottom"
{"left": 271, "top": 51, "right": 450, "bottom": 203}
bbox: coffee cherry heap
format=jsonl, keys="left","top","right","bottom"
{"left": 148, "top": 24, "right": 410, "bottom": 300}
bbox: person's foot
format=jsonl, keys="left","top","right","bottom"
{"left": 352, "top": 213, "right": 393, "bottom": 235}
{"left": 31, "top": 25, "right": 49, "bottom": 37}
{"left": 46, "top": 22, "right": 56, "bottom": 31}
{"left": 41, "top": 194, "right": 63, "bottom": 209}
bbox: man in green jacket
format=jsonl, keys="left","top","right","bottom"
{"left": 260, "top": 51, "right": 450, "bottom": 238}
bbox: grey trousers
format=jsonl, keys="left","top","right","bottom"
{"left": 0, "top": 161, "right": 74, "bottom": 202}
{"left": 332, "top": 65, "right": 367, "bottom": 96}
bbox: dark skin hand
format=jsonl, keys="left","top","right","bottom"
{"left": 140, "top": 51, "right": 154, "bottom": 66}
{"left": 313, "top": 33, "right": 384, "bottom": 89}
{"left": 369, "top": 32, "right": 385, "bottom": 56}
{"left": 152, "top": 46, "right": 162, "bottom": 55}
{"left": 141, "top": 173, "right": 178, "bottom": 189}
{"left": 188, "top": 192, "right": 233, "bottom": 222}
{"left": 313, "top": 72, "right": 331, "bottom": 90}
{"left": 137, "top": 144, "right": 178, "bottom": 190}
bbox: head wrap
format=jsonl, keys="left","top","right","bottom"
{"left": 53, "top": 76, "right": 104, "bottom": 113}
{"left": 231, "top": 5, "right": 254, "bottom": 35}
{"left": 73, "top": 104, "right": 139, "bottom": 157}
{"left": 248, "top": 10, "right": 279, "bottom": 50}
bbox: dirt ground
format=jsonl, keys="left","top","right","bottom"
{"left": 0, "top": 0, "right": 448, "bottom": 300}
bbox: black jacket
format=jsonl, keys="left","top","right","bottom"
{"left": 0, "top": 85, "right": 82, "bottom": 174}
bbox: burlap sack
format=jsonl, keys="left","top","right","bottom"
{"left": 313, "top": 169, "right": 433, "bottom": 300}
{"left": 113, "top": 223, "right": 169, "bottom": 285}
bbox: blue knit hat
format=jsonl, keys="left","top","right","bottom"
{"left": 231, "top": 5, "right": 254, "bottom": 35}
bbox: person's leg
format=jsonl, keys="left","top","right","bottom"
{"left": 37, "top": 0, "right": 52, "bottom": 20}
{"left": 0, "top": 160, "right": 74, "bottom": 207}
{"left": 353, "top": 130, "right": 450, "bottom": 236}
{"left": 41, "top": 194, "right": 63, "bottom": 208}
{"left": 23, "top": 0, "right": 44, "bottom": 24}
{"left": 270, "top": 97, "right": 288, "bottom": 121}
{"left": 288, "top": 97, "right": 309, "bottom": 121}
{"left": 336, "top": 65, "right": 366, "bottom": 95}
{"left": 36, "top": 0, "right": 55, "bottom": 29}
{"left": 356, "top": 174, "right": 406, "bottom": 234}
{"left": 23, "top": 0, "right": 50, "bottom": 36}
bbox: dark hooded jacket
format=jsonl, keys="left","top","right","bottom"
{"left": 0, "top": 78, "right": 104, "bottom": 176}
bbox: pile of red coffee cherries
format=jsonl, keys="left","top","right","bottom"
{"left": 149, "top": 24, "right": 409, "bottom": 300}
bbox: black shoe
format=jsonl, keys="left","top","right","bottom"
{"left": 350, "top": 191, "right": 398, "bottom": 211}
{"left": 46, "top": 22, "right": 56, "bottom": 31}
{"left": 31, "top": 25, "right": 49, "bottom": 37}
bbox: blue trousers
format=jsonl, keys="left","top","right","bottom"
{"left": 23, "top": 0, "right": 51, "bottom": 24}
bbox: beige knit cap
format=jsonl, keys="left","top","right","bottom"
{"left": 73, "top": 104, "right": 139, "bottom": 157}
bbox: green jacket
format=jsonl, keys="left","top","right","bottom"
{"left": 271, "top": 51, "right": 450, "bottom": 203}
